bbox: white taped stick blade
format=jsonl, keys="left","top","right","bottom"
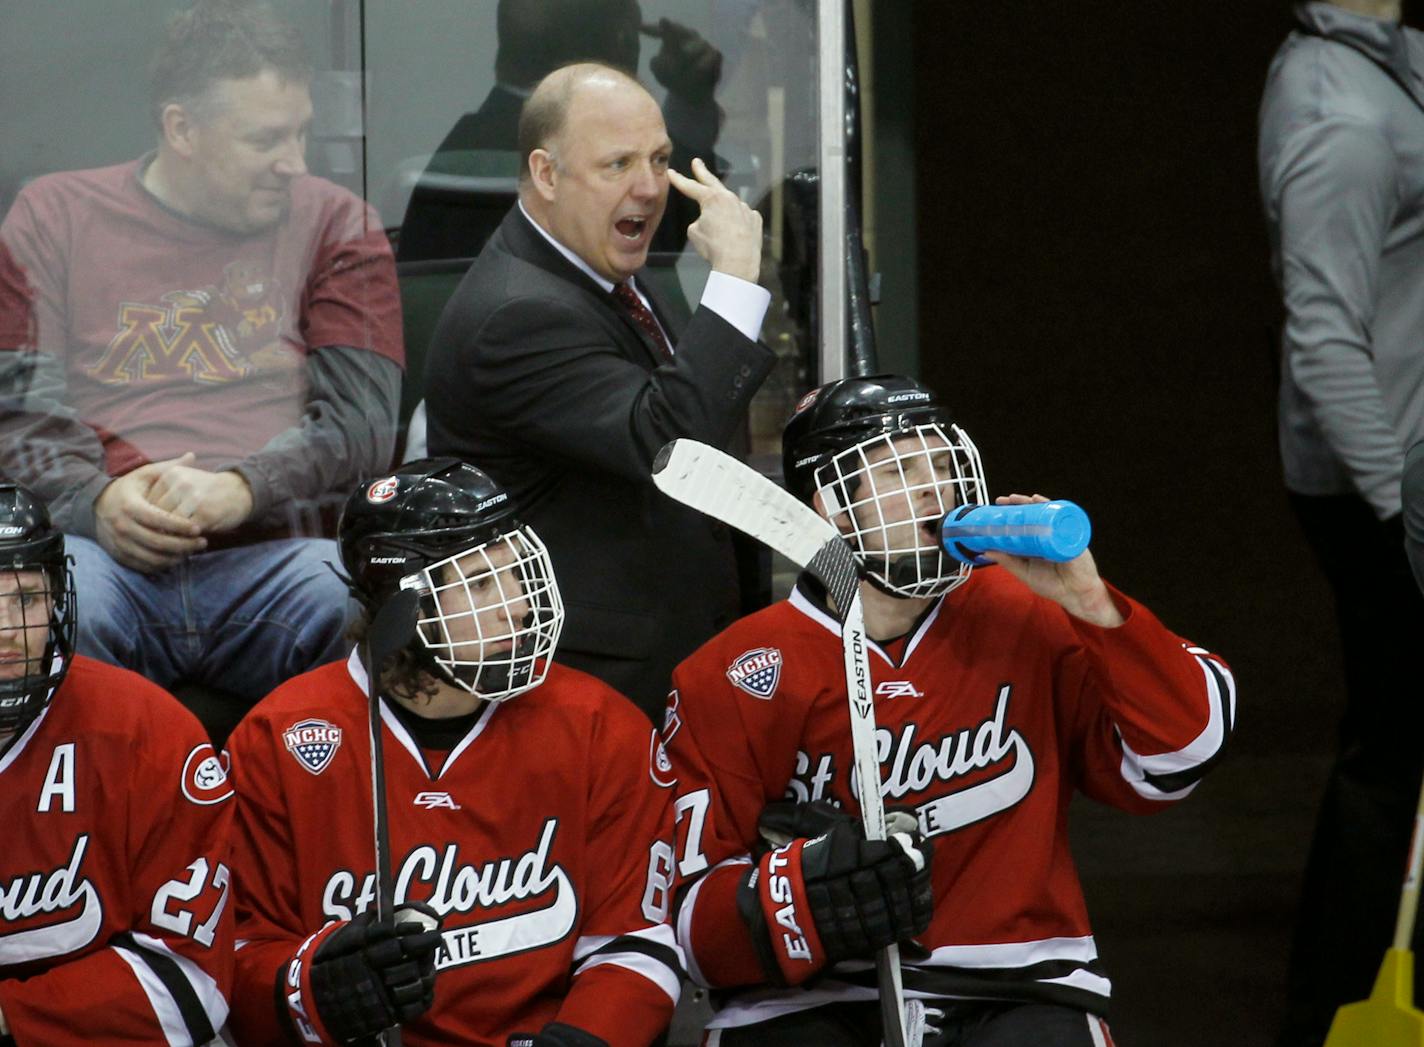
{"left": 652, "top": 440, "right": 837, "bottom": 568}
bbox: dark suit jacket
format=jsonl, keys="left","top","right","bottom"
{"left": 424, "top": 205, "right": 774, "bottom": 720}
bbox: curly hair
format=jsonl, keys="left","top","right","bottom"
{"left": 345, "top": 605, "right": 441, "bottom": 707}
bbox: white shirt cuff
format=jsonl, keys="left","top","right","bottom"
{"left": 699, "top": 271, "right": 770, "bottom": 342}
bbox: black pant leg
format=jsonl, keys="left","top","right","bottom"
{"left": 1277, "top": 492, "right": 1424, "bottom": 1047}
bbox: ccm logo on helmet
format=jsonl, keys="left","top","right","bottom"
{"left": 181, "top": 744, "right": 234, "bottom": 805}
{"left": 366, "top": 477, "right": 399, "bottom": 503}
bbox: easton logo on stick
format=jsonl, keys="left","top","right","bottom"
{"left": 283, "top": 718, "right": 343, "bottom": 774}
{"left": 727, "top": 648, "right": 783, "bottom": 699}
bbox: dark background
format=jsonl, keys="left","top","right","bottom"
{"left": 911, "top": 3, "right": 1338, "bottom": 1044}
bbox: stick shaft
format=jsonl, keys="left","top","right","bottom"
{"left": 841, "top": 591, "right": 907, "bottom": 1046}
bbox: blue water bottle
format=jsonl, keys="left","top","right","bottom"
{"left": 939, "top": 500, "right": 1092, "bottom": 566}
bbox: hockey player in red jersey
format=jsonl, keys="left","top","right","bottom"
{"left": 226, "top": 458, "right": 682, "bottom": 1047}
{"left": 664, "top": 375, "right": 1236, "bottom": 1046}
{"left": 0, "top": 482, "right": 234, "bottom": 1045}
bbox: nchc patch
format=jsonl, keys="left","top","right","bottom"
{"left": 726, "top": 647, "right": 783, "bottom": 700}
{"left": 283, "top": 718, "right": 344, "bottom": 775}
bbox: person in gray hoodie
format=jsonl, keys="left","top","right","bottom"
{"left": 1259, "top": 2, "right": 1424, "bottom": 1043}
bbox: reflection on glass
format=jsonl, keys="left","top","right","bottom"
{"left": 0, "top": 0, "right": 402, "bottom": 704}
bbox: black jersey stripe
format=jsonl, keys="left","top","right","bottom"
{"left": 837, "top": 959, "right": 1111, "bottom": 1017}
{"left": 575, "top": 935, "right": 685, "bottom": 978}
{"left": 113, "top": 932, "right": 217, "bottom": 1046}
{"left": 1139, "top": 653, "right": 1235, "bottom": 794}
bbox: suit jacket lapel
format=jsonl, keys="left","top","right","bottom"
{"left": 498, "top": 206, "right": 682, "bottom": 367}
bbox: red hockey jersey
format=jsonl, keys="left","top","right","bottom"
{"left": 226, "top": 652, "right": 681, "bottom": 1047}
{"left": 0, "top": 655, "right": 234, "bottom": 1046}
{"left": 666, "top": 571, "right": 1234, "bottom": 1029}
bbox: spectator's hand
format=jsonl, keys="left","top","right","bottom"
{"left": 147, "top": 460, "right": 254, "bottom": 535}
{"left": 982, "top": 494, "right": 1124, "bottom": 627}
{"left": 93, "top": 454, "right": 207, "bottom": 573}
{"left": 649, "top": 18, "right": 722, "bottom": 104}
{"left": 668, "top": 158, "right": 762, "bottom": 283}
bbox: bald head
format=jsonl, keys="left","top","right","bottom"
{"left": 518, "top": 63, "right": 672, "bottom": 283}
{"left": 517, "top": 63, "right": 653, "bottom": 185}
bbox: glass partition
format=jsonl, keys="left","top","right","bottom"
{"left": 0, "top": 0, "right": 828, "bottom": 492}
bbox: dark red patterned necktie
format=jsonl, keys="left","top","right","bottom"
{"left": 612, "top": 281, "right": 672, "bottom": 361}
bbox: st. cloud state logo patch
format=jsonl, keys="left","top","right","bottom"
{"left": 726, "top": 647, "right": 783, "bottom": 700}
{"left": 283, "top": 718, "right": 343, "bottom": 774}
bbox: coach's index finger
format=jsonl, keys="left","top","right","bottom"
{"left": 667, "top": 157, "right": 723, "bottom": 202}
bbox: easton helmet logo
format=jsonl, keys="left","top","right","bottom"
{"left": 727, "top": 647, "right": 783, "bottom": 700}
{"left": 366, "top": 477, "right": 399, "bottom": 503}
{"left": 181, "top": 744, "right": 234, "bottom": 805}
{"left": 283, "top": 719, "right": 344, "bottom": 775}
{"left": 794, "top": 389, "right": 820, "bottom": 414}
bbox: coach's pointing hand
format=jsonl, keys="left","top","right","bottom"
{"left": 669, "top": 157, "right": 762, "bottom": 283}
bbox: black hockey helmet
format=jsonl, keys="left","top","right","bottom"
{"left": 0, "top": 483, "right": 76, "bottom": 734}
{"left": 338, "top": 458, "right": 564, "bottom": 702}
{"left": 781, "top": 375, "right": 987, "bottom": 599}
{"left": 783, "top": 374, "right": 953, "bottom": 504}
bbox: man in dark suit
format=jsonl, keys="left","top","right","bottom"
{"left": 423, "top": 62, "right": 772, "bottom": 723}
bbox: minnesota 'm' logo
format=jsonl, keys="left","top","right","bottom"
{"left": 283, "top": 719, "right": 343, "bottom": 775}
{"left": 726, "top": 647, "right": 783, "bottom": 700}
{"left": 87, "top": 261, "right": 291, "bottom": 385}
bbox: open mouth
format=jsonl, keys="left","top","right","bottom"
{"left": 615, "top": 215, "right": 649, "bottom": 241}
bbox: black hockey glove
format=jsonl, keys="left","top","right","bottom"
{"left": 528, "top": 1023, "right": 610, "bottom": 1047}
{"left": 738, "top": 807, "right": 933, "bottom": 986}
{"left": 282, "top": 902, "right": 444, "bottom": 1045}
{"left": 755, "top": 798, "right": 859, "bottom": 853}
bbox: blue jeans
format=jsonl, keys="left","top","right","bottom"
{"left": 67, "top": 535, "right": 353, "bottom": 704}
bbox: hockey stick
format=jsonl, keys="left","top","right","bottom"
{"left": 362, "top": 587, "right": 419, "bottom": 1047}
{"left": 652, "top": 438, "right": 909, "bottom": 1047}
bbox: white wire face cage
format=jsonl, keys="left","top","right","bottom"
{"left": 813, "top": 422, "right": 988, "bottom": 599}
{"left": 402, "top": 525, "right": 565, "bottom": 703}
{"left": 0, "top": 562, "right": 74, "bottom": 732}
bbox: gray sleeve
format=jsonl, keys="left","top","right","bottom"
{"left": 1272, "top": 118, "right": 1402, "bottom": 517}
{"left": 231, "top": 346, "right": 401, "bottom": 527}
{"left": 1404, "top": 440, "right": 1424, "bottom": 597}
{"left": 0, "top": 349, "right": 111, "bottom": 538}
